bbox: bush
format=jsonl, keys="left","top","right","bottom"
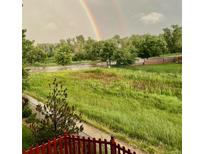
{"left": 22, "top": 106, "right": 32, "bottom": 118}
{"left": 54, "top": 43, "right": 72, "bottom": 65}
{"left": 114, "top": 48, "right": 136, "bottom": 65}
{"left": 25, "top": 113, "right": 37, "bottom": 123}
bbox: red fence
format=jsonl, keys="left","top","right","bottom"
{"left": 23, "top": 133, "right": 137, "bottom": 154}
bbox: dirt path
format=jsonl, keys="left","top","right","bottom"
{"left": 28, "top": 56, "right": 181, "bottom": 73}
{"left": 27, "top": 63, "right": 107, "bottom": 73}
{"left": 24, "top": 94, "right": 145, "bottom": 154}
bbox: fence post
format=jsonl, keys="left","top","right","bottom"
{"left": 99, "top": 138, "right": 102, "bottom": 154}
{"left": 59, "top": 136, "right": 63, "bottom": 154}
{"left": 88, "top": 137, "right": 91, "bottom": 154}
{"left": 122, "top": 146, "right": 125, "bottom": 154}
{"left": 82, "top": 136, "right": 86, "bottom": 154}
{"left": 110, "top": 136, "right": 116, "bottom": 154}
{"left": 77, "top": 136, "right": 81, "bottom": 154}
{"left": 72, "top": 135, "right": 76, "bottom": 154}
{"left": 104, "top": 139, "right": 108, "bottom": 154}
{"left": 41, "top": 143, "right": 46, "bottom": 154}
{"left": 117, "top": 144, "right": 121, "bottom": 154}
{"left": 64, "top": 133, "right": 68, "bottom": 154}
{"left": 35, "top": 145, "right": 40, "bottom": 154}
{"left": 93, "top": 138, "right": 96, "bottom": 154}
{"left": 48, "top": 140, "right": 51, "bottom": 154}
{"left": 53, "top": 138, "right": 57, "bottom": 154}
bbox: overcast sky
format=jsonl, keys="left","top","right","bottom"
{"left": 23, "top": 0, "right": 182, "bottom": 43}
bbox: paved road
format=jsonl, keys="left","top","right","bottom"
{"left": 24, "top": 94, "right": 145, "bottom": 154}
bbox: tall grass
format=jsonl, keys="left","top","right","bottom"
{"left": 26, "top": 64, "right": 182, "bottom": 154}
{"left": 22, "top": 124, "right": 35, "bottom": 149}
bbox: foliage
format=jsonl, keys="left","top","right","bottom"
{"left": 138, "top": 34, "right": 167, "bottom": 59}
{"left": 25, "top": 47, "right": 46, "bottom": 64}
{"left": 114, "top": 47, "right": 135, "bottom": 65}
{"left": 163, "top": 25, "right": 182, "bottom": 53}
{"left": 22, "top": 96, "right": 32, "bottom": 118}
{"left": 54, "top": 42, "right": 72, "bottom": 65}
{"left": 22, "top": 105, "right": 32, "bottom": 118}
{"left": 22, "top": 30, "right": 30, "bottom": 90}
{"left": 37, "top": 43, "right": 57, "bottom": 57}
{"left": 22, "top": 29, "right": 46, "bottom": 65}
{"left": 22, "top": 29, "right": 35, "bottom": 64}
{"left": 29, "top": 78, "right": 83, "bottom": 144}
{"left": 22, "top": 66, "right": 29, "bottom": 90}
{"left": 99, "top": 40, "right": 118, "bottom": 67}
{"left": 27, "top": 64, "right": 182, "bottom": 153}
{"left": 22, "top": 124, "right": 35, "bottom": 149}
{"left": 84, "top": 38, "right": 100, "bottom": 60}
{"left": 24, "top": 25, "right": 182, "bottom": 67}
{"left": 25, "top": 113, "right": 37, "bottom": 123}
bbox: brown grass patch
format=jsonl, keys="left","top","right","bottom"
{"left": 69, "top": 71, "right": 120, "bottom": 83}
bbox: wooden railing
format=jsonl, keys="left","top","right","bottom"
{"left": 23, "top": 133, "right": 137, "bottom": 154}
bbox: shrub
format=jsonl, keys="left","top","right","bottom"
{"left": 25, "top": 113, "right": 37, "bottom": 123}
{"left": 30, "top": 78, "right": 83, "bottom": 144}
{"left": 22, "top": 106, "right": 32, "bottom": 118}
{"left": 54, "top": 43, "right": 72, "bottom": 65}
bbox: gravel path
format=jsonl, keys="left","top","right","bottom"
{"left": 23, "top": 94, "right": 145, "bottom": 154}
{"left": 27, "top": 63, "right": 107, "bottom": 73}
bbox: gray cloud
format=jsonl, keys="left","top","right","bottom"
{"left": 139, "top": 12, "right": 164, "bottom": 24}
{"left": 23, "top": 0, "right": 181, "bottom": 43}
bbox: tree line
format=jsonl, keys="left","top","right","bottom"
{"left": 23, "top": 25, "right": 182, "bottom": 67}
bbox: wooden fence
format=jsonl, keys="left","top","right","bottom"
{"left": 23, "top": 133, "right": 137, "bottom": 154}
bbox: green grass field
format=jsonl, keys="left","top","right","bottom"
{"left": 22, "top": 124, "right": 35, "bottom": 149}
{"left": 26, "top": 63, "right": 182, "bottom": 154}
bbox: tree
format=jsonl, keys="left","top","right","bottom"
{"left": 163, "top": 25, "right": 182, "bottom": 53}
{"left": 37, "top": 43, "right": 57, "bottom": 58}
{"left": 30, "top": 78, "right": 83, "bottom": 144}
{"left": 55, "top": 42, "right": 72, "bottom": 65}
{"left": 85, "top": 38, "right": 101, "bottom": 60}
{"left": 23, "top": 29, "right": 47, "bottom": 65}
{"left": 25, "top": 47, "right": 46, "bottom": 64}
{"left": 110, "top": 35, "right": 136, "bottom": 65}
{"left": 22, "top": 29, "right": 35, "bottom": 64}
{"left": 138, "top": 35, "right": 167, "bottom": 59}
{"left": 114, "top": 47, "right": 135, "bottom": 65}
{"left": 22, "top": 29, "right": 32, "bottom": 90}
{"left": 99, "top": 40, "right": 117, "bottom": 67}
{"left": 22, "top": 66, "right": 29, "bottom": 90}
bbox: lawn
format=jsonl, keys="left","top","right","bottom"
{"left": 123, "top": 63, "right": 182, "bottom": 74}
{"left": 25, "top": 63, "right": 182, "bottom": 154}
{"left": 22, "top": 124, "right": 35, "bottom": 150}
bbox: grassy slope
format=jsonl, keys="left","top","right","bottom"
{"left": 26, "top": 64, "right": 182, "bottom": 154}
{"left": 22, "top": 124, "right": 35, "bottom": 150}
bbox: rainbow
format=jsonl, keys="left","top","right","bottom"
{"left": 79, "top": 0, "right": 101, "bottom": 41}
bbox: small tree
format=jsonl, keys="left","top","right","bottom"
{"left": 30, "top": 78, "right": 83, "bottom": 144}
{"left": 99, "top": 40, "right": 117, "bottom": 67}
{"left": 55, "top": 42, "right": 72, "bottom": 65}
{"left": 114, "top": 47, "right": 135, "bottom": 65}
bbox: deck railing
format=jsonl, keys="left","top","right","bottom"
{"left": 23, "top": 133, "right": 137, "bottom": 154}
